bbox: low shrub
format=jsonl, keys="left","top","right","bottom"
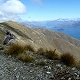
{"left": 24, "top": 45, "right": 34, "bottom": 52}
{"left": 5, "top": 43, "right": 26, "bottom": 56}
{"left": 45, "top": 49, "right": 59, "bottom": 60}
{"left": 60, "top": 52, "right": 76, "bottom": 66}
{"left": 37, "top": 48, "right": 46, "bottom": 55}
{"left": 76, "top": 61, "right": 80, "bottom": 69}
{"left": 18, "top": 53, "right": 35, "bottom": 62}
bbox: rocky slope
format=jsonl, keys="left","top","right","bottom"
{"left": 0, "top": 44, "right": 80, "bottom": 80}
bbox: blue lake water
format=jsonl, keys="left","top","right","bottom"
{"left": 48, "top": 27, "right": 80, "bottom": 40}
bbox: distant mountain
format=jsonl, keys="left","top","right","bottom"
{"left": 21, "top": 21, "right": 46, "bottom": 28}
{"left": 21, "top": 20, "right": 80, "bottom": 40}
{"left": 21, "top": 19, "right": 80, "bottom": 28}
{"left": 0, "top": 21, "right": 80, "bottom": 61}
{"left": 73, "top": 21, "right": 80, "bottom": 28}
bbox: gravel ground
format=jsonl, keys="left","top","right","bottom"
{"left": 0, "top": 44, "right": 80, "bottom": 80}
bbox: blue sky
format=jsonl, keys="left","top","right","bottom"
{"left": 0, "top": 0, "right": 80, "bottom": 21}
{"left": 19, "top": 0, "right": 80, "bottom": 21}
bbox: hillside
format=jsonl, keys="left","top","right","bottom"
{"left": 0, "top": 21, "right": 80, "bottom": 61}
{"left": 0, "top": 21, "right": 80, "bottom": 80}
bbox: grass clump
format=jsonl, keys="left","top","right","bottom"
{"left": 37, "top": 48, "right": 46, "bottom": 55}
{"left": 45, "top": 49, "right": 59, "bottom": 60}
{"left": 24, "top": 45, "right": 34, "bottom": 52}
{"left": 18, "top": 53, "right": 35, "bottom": 62}
{"left": 5, "top": 43, "right": 35, "bottom": 62}
{"left": 5, "top": 43, "right": 26, "bottom": 56}
{"left": 60, "top": 52, "right": 76, "bottom": 66}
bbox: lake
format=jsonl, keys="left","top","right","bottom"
{"left": 48, "top": 27, "right": 80, "bottom": 40}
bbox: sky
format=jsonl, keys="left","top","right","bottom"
{"left": 0, "top": 0, "right": 80, "bottom": 21}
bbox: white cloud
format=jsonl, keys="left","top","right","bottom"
{"left": 0, "top": 13, "right": 22, "bottom": 21}
{"left": 0, "top": 0, "right": 27, "bottom": 21}
{"left": 0, "top": 0, "right": 27, "bottom": 14}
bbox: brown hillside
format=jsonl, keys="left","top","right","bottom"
{"left": 0, "top": 21, "right": 80, "bottom": 61}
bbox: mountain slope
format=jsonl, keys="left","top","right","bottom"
{"left": 0, "top": 21, "right": 80, "bottom": 60}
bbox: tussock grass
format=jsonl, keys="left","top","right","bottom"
{"left": 37, "top": 48, "right": 59, "bottom": 60}
{"left": 5, "top": 43, "right": 26, "bottom": 55}
{"left": 60, "top": 52, "right": 76, "bottom": 66}
{"left": 5, "top": 43, "right": 35, "bottom": 62}
{"left": 45, "top": 49, "right": 59, "bottom": 60}
{"left": 24, "top": 45, "right": 34, "bottom": 52}
{"left": 76, "top": 61, "right": 80, "bottom": 69}
{"left": 37, "top": 48, "right": 46, "bottom": 55}
{"left": 18, "top": 53, "right": 35, "bottom": 62}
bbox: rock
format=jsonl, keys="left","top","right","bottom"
{"left": 72, "top": 67, "right": 76, "bottom": 71}
{"left": 46, "top": 71, "right": 51, "bottom": 74}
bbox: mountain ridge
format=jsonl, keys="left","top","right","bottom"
{"left": 0, "top": 21, "right": 80, "bottom": 61}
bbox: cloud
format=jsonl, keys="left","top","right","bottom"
{"left": 0, "top": 0, "right": 27, "bottom": 14}
{"left": 0, "top": 0, "right": 27, "bottom": 21}
{"left": 0, "top": 12, "right": 22, "bottom": 21}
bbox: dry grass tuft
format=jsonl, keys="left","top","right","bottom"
{"left": 60, "top": 52, "right": 76, "bottom": 66}
{"left": 37, "top": 48, "right": 46, "bottom": 55}
{"left": 18, "top": 53, "right": 35, "bottom": 62}
{"left": 5, "top": 43, "right": 26, "bottom": 55}
{"left": 45, "top": 49, "right": 59, "bottom": 60}
{"left": 76, "top": 61, "right": 80, "bottom": 69}
{"left": 24, "top": 45, "right": 34, "bottom": 52}
{"left": 5, "top": 43, "right": 35, "bottom": 62}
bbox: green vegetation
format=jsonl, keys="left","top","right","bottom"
{"left": 60, "top": 52, "right": 76, "bottom": 66}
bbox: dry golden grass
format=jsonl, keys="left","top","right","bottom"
{"left": 24, "top": 45, "right": 34, "bottom": 52}
{"left": 60, "top": 52, "right": 76, "bottom": 66}
{"left": 0, "top": 30, "right": 5, "bottom": 44}
{"left": 37, "top": 48, "right": 46, "bottom": 55}
{"left": 76, "top": 61, "right": 80, "bottom": 69}
{"left": 45, "top": 49, "right": 59, "bottom": 60}
{"left": 18, "top": 53, "right": 35, "bottom": 62}
{"left": 5, "top": 43, "right": 35, "bottom": 62}
{"left": 5, "top": 43, "right": 26, "bottom": 55}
